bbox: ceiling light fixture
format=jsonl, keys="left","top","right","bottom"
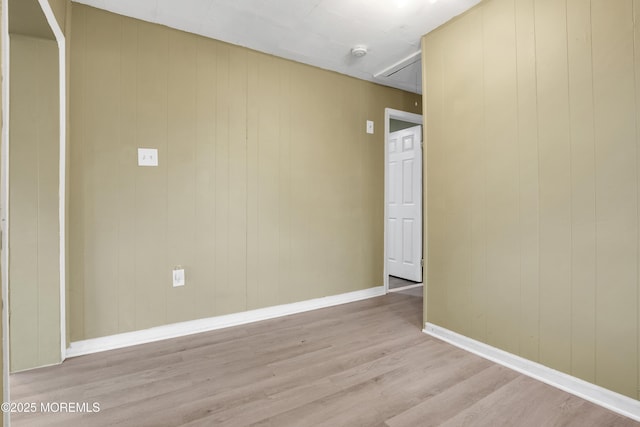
{"left": 351, "top": 46, "right": 368, "bottom": 58}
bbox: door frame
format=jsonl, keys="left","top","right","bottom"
{"left": 1, "top": 0, "right": 9, "bottom": 423}
{"left": 383, "top": 108, "right": 423, "bottom": 293}
{"left": 1, "top": 4, "right": 67, "bottom": 409}
{"left": 37, "top": 0, "right": 68, "bottom": 367}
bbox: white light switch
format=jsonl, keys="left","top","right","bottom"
{"left": 172, "top": 268, "right": 185, "bottom": 287}
{"left": 366, "top": 120, "right": 374, "bottom": 134}
{"left": 138, "top": 148, "right": 158, "bottom": 167}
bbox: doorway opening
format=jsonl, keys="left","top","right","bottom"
{"left": 2, "top": 3, "right": 67, "bottom": 423}
{"left": 383, "top": 108, "right": 423, "bottom": 297}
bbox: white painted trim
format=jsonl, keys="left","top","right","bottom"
{"left": 388, "top": 283, "right": 423, "bottom": 293}
{"left": 67, "top": 286, "right": 386, "bottom": 358}
{"left": 383, "top": 108, "right": 423, "bottom": 294}
{"left": 37, "top": 0, "right": 67, "bottom": 363}
{"left": 374, "top": 51, "right": 421, "bottom": 78}
{"left": 1, "top": 0, "right": 9, "bottom": 423}
{"left": 424, "top": 323, "right": 640, "bottom": 422}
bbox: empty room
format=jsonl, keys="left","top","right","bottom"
{"left": 1, "top": 0, "right": 640, "bottom": 425}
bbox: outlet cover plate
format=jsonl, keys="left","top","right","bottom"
{"left": 173, "top": 268, "right": 185, "bottom": 287}
{"left": 138, "top": 148, "right": 158, "bottom": 167}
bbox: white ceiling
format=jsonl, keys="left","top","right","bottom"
{"left": 71, "top": 0, "right": 481, "bottom": 94}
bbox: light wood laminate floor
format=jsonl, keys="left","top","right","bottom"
{"left": 11, "top": 292, "right": 638, "bottom": 426}
{"left": 388, "top": 276, "right": 420, "bottom": 290}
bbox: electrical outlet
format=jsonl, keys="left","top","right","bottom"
{"left": 138, "top": 148, "right": 158, "bottom": 166}
{"left": 172, "top": 267, "right": 185, "bottom": 287}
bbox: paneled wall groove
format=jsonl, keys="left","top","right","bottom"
{"left": 635, "top": 0, "right": 640, "bottom": 402}
{"left": 564, "top": 0, "right": 574, "bottom": 379}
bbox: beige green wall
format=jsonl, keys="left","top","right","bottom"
{"left": 47, "top": 0, "right": 67, "bottom": 33}
{"left": 423, "top": 0, "right": 640, "bottom": 399}
{"left": 9, "top": 33, "right": 61, "bottom": 372}
{"left": 70, "top": 4, "right": 420, "bottom": 341}
{"left": 8, "top": 0, "right": 51, "bottom": 39}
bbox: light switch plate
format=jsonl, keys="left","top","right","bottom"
{"left": 366, "top": 120, "right": 374, "bottom": 134}
{"left": 173, "top": 268, "right": 185, "bottom": 287}
{"left": 138, "top": 148, "right": 158, "bottom": 166}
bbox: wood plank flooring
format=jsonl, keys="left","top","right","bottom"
{"left": 10, "top": 292, "right": 638, "bottom": 426}
{"left": 388, "top": 276, "right": 420, "bottom": 290}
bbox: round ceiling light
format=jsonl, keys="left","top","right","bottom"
{"left": 351, "top": 46, "right": 368, "bottom": 58}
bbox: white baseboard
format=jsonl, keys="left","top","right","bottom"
{"left": 423, "top": 323, "right": 640, "bottom": 422}
{"left": 388, "top": 283, "right": 423, "bottom": 293}
{"left": 66, "top": 286, "right": 385, "bottom": 358}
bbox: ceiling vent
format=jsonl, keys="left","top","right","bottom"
{"left": 374, "top": 51, "right": 421, "bottom": 78}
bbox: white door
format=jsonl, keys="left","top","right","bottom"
{"left": 387, "top": 125, "right": 422, "bottom": 282}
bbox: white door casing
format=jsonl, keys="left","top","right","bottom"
{"left": 387, "top": 125, "right": 422, "bottom": 282}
